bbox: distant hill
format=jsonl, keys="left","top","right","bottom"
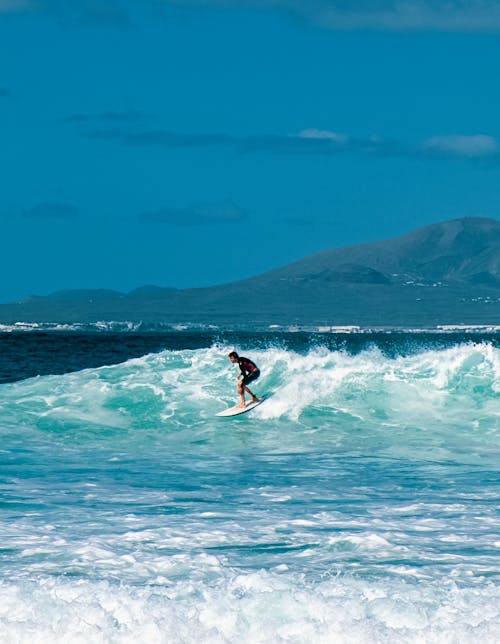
{"left": 22, "top": 289, "right": 126, "bottom": 303}
{"left": 252, "top": 216, "right": 500, "bottom": 286}
{"left": 1, "top": 217, "right": 499, "bottom": 327}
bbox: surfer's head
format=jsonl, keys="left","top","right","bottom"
{"left": 228, "top": 351, "right": 239, "bottom": 363}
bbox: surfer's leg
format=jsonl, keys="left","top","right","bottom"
{"left": 244, "top": 385, "right": 259, "bottom": 402}
{"left": 237, "top": 380, "right": 246, "bottom": 407}
{"left": 243, "top": 371, "right": 260, "bottom": 402}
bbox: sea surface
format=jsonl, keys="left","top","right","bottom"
{"left": 0, "top": 329, "right": 499, "bottom": 643}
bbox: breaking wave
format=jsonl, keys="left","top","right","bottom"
{"left": 0, "top": 342, "right": 498, "bottom": 463}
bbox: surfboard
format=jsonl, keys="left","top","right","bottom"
{"left": 216, "top": 397, "right": 265, "bottom": 417}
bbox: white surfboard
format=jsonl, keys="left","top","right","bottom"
{"left": 216, "top": 397, "right": 265, "bottom": 417}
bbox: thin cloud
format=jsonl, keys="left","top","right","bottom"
{"left": 138, "top": 201, "right": 247, "bottom": 226}
{"left": 22, "top": 201, "right": 80, "bottom": 219}
{"left": 239, "top": 133, "right": 351, "bottom": 155}
{"left": 5, "top": 1, "right": 500, "bottom": 32}
{"left": 0, "top": 0, "right": 132, "bottom": 27}
{"left": 88, "top": 128, "right": 236, "bottom": 148}
{"left": 298, "top": 128, "right": 349, "bottom": 144}
{"left": 75, "top": 5, "right": 131, "bottom": 28}
{"left": 163, "top": 0, "right": 500, "bottom": 33}
{"left": 86, "top": 127, "right": 385, "bottom": 156}
{"left": 65, "top": 110, "right": 146, "bottom": 123}
{"left": 420, "top": 134, "right": 499, "bottom": 158}
{"left": 296, "top": 0, "right": 500, "bottom": 33}
{"left": 0, "top": 0, "right": 30, "bottom": 12}
{"left": 284, "top": 216, "right": 316, "bottom": 227}
{"left": 83, "top": 125, "right": 428, "bottom": 159}
{"left": 85, "top": 124, "right": 500, "bottom": 160}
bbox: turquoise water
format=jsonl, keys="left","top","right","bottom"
{"left": 0, "top": 337, "right": 499, "bottom": 642}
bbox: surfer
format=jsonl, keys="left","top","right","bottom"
{"left": 228, "top": 351, "right": 260, "bottom": 408}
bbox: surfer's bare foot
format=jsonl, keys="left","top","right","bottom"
{"left": 252, "top": 397, "right": 260, "bottom": 403}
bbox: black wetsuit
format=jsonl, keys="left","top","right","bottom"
{"left": 238, "top": 357, "right": 260, "bottom": 386}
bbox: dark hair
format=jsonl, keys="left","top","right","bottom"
{"left": 228, "top": 351, "right": 239, "bottom": 359}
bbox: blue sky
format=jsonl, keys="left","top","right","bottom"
{"left": 1, "top": 0, "right": 499, "bottom": 301}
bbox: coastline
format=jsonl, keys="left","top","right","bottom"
{"left": 1, "top": 320, "right": 500, "bottom": 333}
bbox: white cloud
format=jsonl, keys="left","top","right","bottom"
{"left": 421, "top": 134, "right": 499, "bottom": 157}
{"left": 298, "top": 128, "right": 349, "bottom": 144}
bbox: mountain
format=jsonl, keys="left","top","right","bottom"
{"left": 1, "top": 217, "right": 499, "bottom": 327}
{"left": 252, "top": 216, "right": 500, "bottom": 286}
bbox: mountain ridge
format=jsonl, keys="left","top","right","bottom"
{"left": 249, "top": 216, "right": 500, "bottom": 286}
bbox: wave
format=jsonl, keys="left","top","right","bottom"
{"left": 1, "top": 342, "right": 499, "bottom": 642}
{"left": 0, "top": 343, "right": 498, "bottom": 464}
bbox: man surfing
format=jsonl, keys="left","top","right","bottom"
{"left": 228, "top": 351, "right": 260, "bottom": 408}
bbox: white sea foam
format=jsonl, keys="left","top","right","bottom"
{"left": 0, "top": 574, "right": 499, "bottom": 643}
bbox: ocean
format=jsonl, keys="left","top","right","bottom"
{"left": 0, "top": 329, "right": 499, "bottom": 643}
